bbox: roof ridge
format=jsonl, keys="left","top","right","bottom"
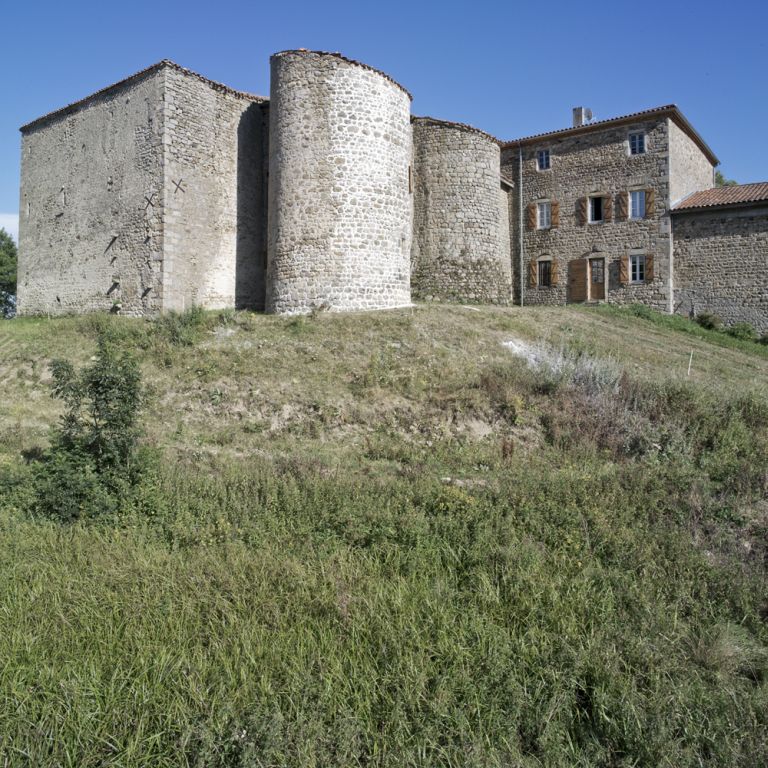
{"left": 272, "top": 50, "right": 412, "bottom": 101}
{"left": 20, "top": 60, "right": 267, "bottom": 133}
{"left": 501, "top": 104, "right": 719, "bottom": 166}
{"left": 412, "top": 115, "right": 500, "bottom": 144}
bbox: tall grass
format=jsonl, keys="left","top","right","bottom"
{"left": 1, "top": 308, "right": 767, "bottom": 766}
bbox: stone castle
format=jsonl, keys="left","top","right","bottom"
{"left": 16, "top": 50, "right": 768, "bottom": 331}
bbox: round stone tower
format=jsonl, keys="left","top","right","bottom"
{"left": 411, "top": 117, "right": 512, "bottom": 303}
{"left": 266, "top": 50, "right": 413, "bottom": 314}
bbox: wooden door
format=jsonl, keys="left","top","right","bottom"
{"left": 567, "top": 258, "right": 588, "bottom": 303}
{"left": 589, "top": 257, "right": 606, "bottom": 301}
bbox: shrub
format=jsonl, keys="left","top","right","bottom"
{"left": 724, "top": 321, "right": 758, "bottom": 342}
{"left": 695, "top": 312, "right": 722, "bottom": 331}
{"left": 32, "top": 336, "right": 147, "bottom": 521}
{"left": 759, "top": 332, "right": 768, "bottom": 347}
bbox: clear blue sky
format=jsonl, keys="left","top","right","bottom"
{"left": 2, "top": 0, "right": 767, "bottom": 241}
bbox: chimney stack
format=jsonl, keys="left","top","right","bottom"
{"left": 572, "top": 107, "right": 592, "bottom": 127}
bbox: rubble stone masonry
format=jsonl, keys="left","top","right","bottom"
{"left": 411, "top": 118, "right": 511, "bottom": 303}
{"left": 266, "top": 51, "right": 413, "bottom": 314}
{"left": 674, "top": 205, "right": 768, "bottom": 333}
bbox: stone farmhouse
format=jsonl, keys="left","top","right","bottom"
{"left": 15, "top": 50, "right": 768, "bottom": 331}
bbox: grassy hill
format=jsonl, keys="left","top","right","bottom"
{"left": 1, "top": 304, "right": 767, "bottom": 766}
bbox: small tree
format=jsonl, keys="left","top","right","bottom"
{"left": 0, "top": 227, "right": 17, "bottom": 317}
{"left": 34, "top": 337, "right": 145, "bottom": 520}
{"left": 715, "top": 170, "right": 738, "bottom": 187}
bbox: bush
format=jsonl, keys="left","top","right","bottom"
{"left": 32, "top": 336, "right": 147, "bottom": 521}
{"left": 760, "top": 333, "right": 768, "bottom": 347}
{"left": 725, "top": 322, "right": 758, "bottom": 342}
{"left": 695, "top": 312, "right": 722, "bottom": 331}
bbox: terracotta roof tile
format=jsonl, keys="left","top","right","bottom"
{"left": 673, "top": 182, "right": 768, "bottom": 211}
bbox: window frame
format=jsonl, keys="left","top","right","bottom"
{"left": 536, "top": 148, "right": 551, "bottom": 171}
{"left": 588, "top": 195, "right": 604, "bottom": 224}
{"left": 537, "top": 200, "right": 552, "bottom": 230}
{"left": 629, "top": 189, "right": 646, "bottom": 220}
{"left": 629, "top": 253, "right": 646, "bottom": 284}
{"left": 537, "top": 258, "right": 552, "bottom": 288}
{"left": 628, "top": 131, "right": 646, "bottom": 156}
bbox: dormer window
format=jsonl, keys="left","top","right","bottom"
{"left": 629, "top": 132, "right": 646, "bottom": 155}
{"left": 537, "top": 149, "right": 551, "bottom": 170}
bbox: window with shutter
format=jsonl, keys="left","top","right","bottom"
{"left": 537, "top": 201, "right": 552, "bottom": 229}
{"left": 577, "top": 197, "right": 588, "bottom": 226}
{"left": 603, "top": 195, "right": 613, "bottom": 222}
{"left": 630, "top": 190, "right": 646, "bottom": 219}
{"left": 630, "top": 254, "right": 646, "bottom": 283}
{"left": 619, "top": 256, "right": 629, "bottom": 286}
{"left": 617, "top": 191, "right": 629, "bottom": 221}
{"left": 551, "top": 201, "right": 560, "bottom": 228}
{"left": 550, "top": 258, "right": 559, "bottom": 286}
{"left": 538, "top": 260, "right": 552, "bottom": 287}
{"left": 526, "top": 203, "right": 537, "bottom": 231}
{"left": 588, "top": 196, "right": 603, "bottom": 223}
{"left": 645, "top": 189, "right": 655, "bottom": 218}
{"left": 645, "top": 254, "right": 654, "bottom": 281}
{"left": 528, "top": 258, "right": 538, "bottom": 287}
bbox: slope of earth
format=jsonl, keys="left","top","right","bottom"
{"left": 0, "top": 304, "right": 766, "bottom": 767}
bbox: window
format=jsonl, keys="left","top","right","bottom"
{"left": 630, "top": 254, "right": 646, "bottom": 283}
{"left": 537, "top": 201, "right": 551, "bottom": 229}
{"left": 538, "top": 260, "right": 552, "bottom": 287}
{"left": 589, "top": 196, "right": 604, "bottom": 223}
{"left": 629, "top": 132, "right": 646, "bottom": 155}
{"left": 537, "top": 149, "right": 551, "bottom": 170}
{"left": 629, "top": 190, "right": 646, "bottom": 219}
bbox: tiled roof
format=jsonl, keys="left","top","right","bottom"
{"left": 672, "top": 182, "right": 768, "bottom": 211}
{"left": 20, "top": 60, "right": 267, "bottom": 133}
{"left": 502, "top": 104, "right": 719, "bottom": 166}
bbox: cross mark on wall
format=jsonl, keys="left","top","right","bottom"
{"left": 172, "top": 178, "right": 186, "bottom": 194}
{"left": 144, "top": 193, "right": 157, "bottom": 210}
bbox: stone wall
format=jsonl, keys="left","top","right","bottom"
{"left": 668, "top": 118, "right": 714, "bottom": 207}
{"left": 162, "top": 68, "right": 268, "bottom": 312}
{"left": 502, "top": 116, "right": 672, "bottom": 311}
{"left": 411, "top": 118, "right": 511, "bottom": 303}
{"left": 266, "top": 51, "right": 413, "bottom": 314}
{"left": 17, "top": 68, "right": 166, "bottom": 316}
{"left": 673, "top": 205, "right": 768, "bottom": 333}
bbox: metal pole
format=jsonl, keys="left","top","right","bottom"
{"left": 518, "top": 147, "right": 524, "bottom": 307}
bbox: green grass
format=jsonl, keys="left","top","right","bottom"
{"left": 1, "top": 304, "right": 767, "bottom": 766}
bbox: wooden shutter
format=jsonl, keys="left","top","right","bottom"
{"left": 577, "top": 197, "right": 587, "bottom": 226}
{"left": 551, "top": 201, "right": 560, "bottom": 228}
{"left": 603, "top": 194, "right": 613, "bottom": 222}
{"left": 551, "top": 258, "right": 559, "bottom": 286}
{"left": 528, "top": 258, "right": 538, "bottom": 287}
{"left": 645, "top": 189, "right": 655, "bottom": 218}
{"left": 617, "top": 191, "right": 629, "bottom": 221}
{"left": 619, "top": 255, "right": 629, "bottom": 286}
{"left": 526, "top": 203, "right": 537, "bottom": 230}
{"left": 645, "top": 254, "right": 654, "bottom": 282}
